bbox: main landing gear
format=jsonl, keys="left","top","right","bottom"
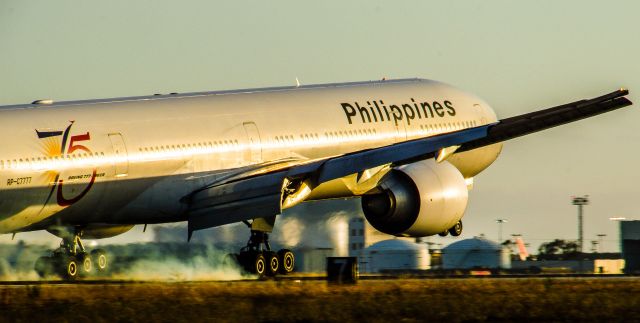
{"left": 226, "top": 217, "right": 295, "bottom": 278}
{"left": 438, "top": 220, "right": 463, "bottom": 237}
{"left": 35, "top": 229, "right": 108, "bottom": 280}
{"left": 226, "top": 230, "right": 295, "bottom": 277}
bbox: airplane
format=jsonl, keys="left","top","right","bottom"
{"left": 0, "top": 78, "right": 632, "bottom": 279}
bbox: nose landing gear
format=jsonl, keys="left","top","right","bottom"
{"left": 448, "top": 220, "right": 463, "bottom": 236}
{"left": 437, "top": 220, "right": 463, "bottom": 237}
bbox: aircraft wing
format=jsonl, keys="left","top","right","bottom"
{"left": 457, "top": 89, "right": 632, "bottom": 153}
{"left": 185, "top": 89, "right": 631, "bottom": 237}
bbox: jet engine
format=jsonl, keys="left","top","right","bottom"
{"left": 361, "top": 159, "right": 468, "bottom": 237}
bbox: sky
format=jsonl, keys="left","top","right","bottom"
{"left": 1, "top": 1, "right": 639, "bottom": 252}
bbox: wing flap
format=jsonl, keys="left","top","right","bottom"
{"left": 187, "top": 171, "right": 287, "bottom": 238}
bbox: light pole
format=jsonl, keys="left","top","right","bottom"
{"left": 496, "top": 219, "right": 508, "bottom": 243}
{"left": 572, "top": 195, "right": 589, "bottom": 253}
{"left": 591, "top": 240, "right": 598, "bottom": 253}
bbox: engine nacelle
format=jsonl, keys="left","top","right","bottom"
{"left": 361, "top": 159, "right": 468, "bottom": 237}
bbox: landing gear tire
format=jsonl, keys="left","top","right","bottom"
{"left": 35, "top": 256, "right": 54, "bottom": 278}
{"left": 265, "top": 251, "right": 279, "bottom": 276}
{"left": 60, "top": 256, "right": 79, "bottom": 280}
{"left": 438, "top": 231, "right": 449, "bottom": 237}
{"left": 449, "top": 221, "right": 463, "bottom": 237}
{"left": 253, "top": 253, "right": 267, "bottom": 277}
{"left": 91, "top": 249, "right": 108, "bottom": 272}
{"left": 277, "top": 249, "right": 295, "bottom": 274}
{"left": 78, "top": 253, "right": 92, "bottom": 276}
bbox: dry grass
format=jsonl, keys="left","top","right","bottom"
{"left": 2, "top": 277, "right": 640, "bottom": 322}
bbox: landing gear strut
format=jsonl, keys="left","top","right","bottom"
{"left": 35, "top": 228, "right": 108, "bottom": 280}
{"left": 227, "top": 217, "right": 295, "bottom": 277}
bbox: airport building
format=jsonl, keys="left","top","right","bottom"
{"left": 620, "top": 220, "right": 640, "bottom": 273}
{"left": 511, "top": 259, "right": 624, "bottom": 274}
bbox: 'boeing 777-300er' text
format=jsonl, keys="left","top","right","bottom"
{"left": 0, "top": 78, "right": 632, "bottom": 278}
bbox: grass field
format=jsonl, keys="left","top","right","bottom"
{"left": 2, "top": 277, "right": 640, "bottom": 322}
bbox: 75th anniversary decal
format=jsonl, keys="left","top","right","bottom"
{"left": 35, "top": 121, "right": 102, "bottom": 207}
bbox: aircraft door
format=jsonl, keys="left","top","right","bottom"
{"left": 242, "top": 122, "right": 262, "bottom": 163}
{"left": 108, "top": 133, "right": 129, "bottom": 177}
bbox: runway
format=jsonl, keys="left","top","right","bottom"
{"left": 2, "top": 276, "right": 640, "bottom": 322}
{"left": 0, "top": 272, "right": 632, "bottom": 285}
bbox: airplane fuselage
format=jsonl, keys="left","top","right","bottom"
{"left": 0, "top": 79, "right": 501, "bottom": 234}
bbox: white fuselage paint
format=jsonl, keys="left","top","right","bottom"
{"left": 0, "top": 79, "right": 501, "bottom": 234}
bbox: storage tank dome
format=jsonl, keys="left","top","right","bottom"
{"left": 444, "top": 237, "right": 502, "bottom": 251}
{"left": 367, "top": 239, "right": 426, "bottom": 251}
{"left": 442, "top": 237, "right": 511, "bottom": 270}
{"left": 362, "top": 239, "right": 430, "bottom": 273}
